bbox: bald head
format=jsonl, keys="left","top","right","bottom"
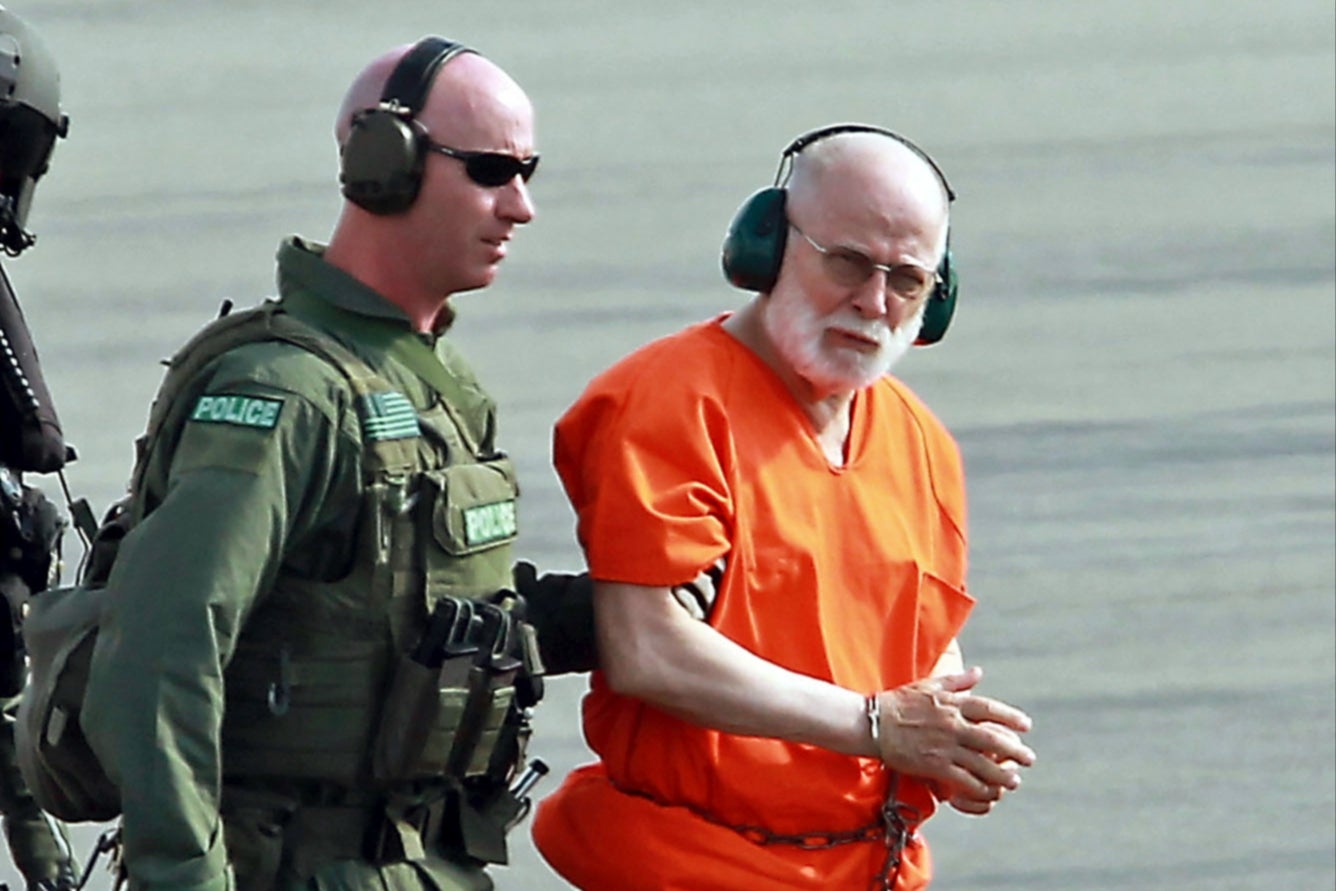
{"left": 787, "top": 132, "right": 950, "bottom": 263}
{"left": 325, "top": 39, "right": 536, "bottom": 332}
{"left": 335, "top": 42, "right": 532, "bottom": 149}
{"left": 334, "top": 44, "right": 406, "bottom": 146}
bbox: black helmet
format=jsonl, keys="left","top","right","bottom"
{"left": 0, "top": 5, "right": 68, "bottom": 255}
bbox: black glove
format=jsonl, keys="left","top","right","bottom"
{"left": 511, "top": 561, "right": 598, "bottom": 676}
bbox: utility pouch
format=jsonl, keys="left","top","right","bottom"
{"left": 444, "top": 603, "right": 520, "bottom": 780}
{"left": 373, "top": 654, "right": 497, "bottom": 782}
{"left": 444, "top": 662, "right": 518, "bottom": 781}
{"left": 373, "top": 654, "right": 452, "bottom": 782}
{"left": 372, "top": 599, "right": 516, "bottom": 783}
{"left": 421, "top": 459, "right": 519, "bottom": 604}
{"left": 14, "top": 582, "right": 119, "bottom": 823}
{"left": 455, "top": 786, "right": 525, "bottom": 865}
{"left": 430, "top": 458, "right": 519, "bottom": 558}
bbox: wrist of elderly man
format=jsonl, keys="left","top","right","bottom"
{"left": 840, "top": 688, "right": 886, "bottom": 760}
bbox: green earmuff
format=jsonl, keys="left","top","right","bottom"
{"left": 719, "top": 124, "right": 959, "bottom": 346}
{"left": 339, "top": 36, "right": 475, "bottom": 215}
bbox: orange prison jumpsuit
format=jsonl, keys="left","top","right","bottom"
{"left": 533, "top": 317, "right": 974, "bottom": 890}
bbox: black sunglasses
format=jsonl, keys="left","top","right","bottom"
{"left": 425, "top": 141, "right": 539, "bottom": 187}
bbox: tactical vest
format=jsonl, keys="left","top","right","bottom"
{"left": 18, "top": 297, "right": 528, "bottom": 829}
{"left": 131, "top": 298, "right": 523, "bottom": 786}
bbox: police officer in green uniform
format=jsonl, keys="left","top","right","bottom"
{"left": 79, "top": 37, "right": 587, "bottom": 891}
{"left": 0, "top": 5, "right": 78, "bottom": 889}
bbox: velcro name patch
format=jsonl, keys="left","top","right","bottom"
{"left": 362, "top": 391, "right": 421, "bottom": 441}
{"left": 190, "top": 394, "right": 284, "bottom": 429}
{"left": 463, "top": 500, "right": 517, "bottom": 546}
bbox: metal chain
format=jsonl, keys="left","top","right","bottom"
{"left": 719, "top": 814, "right": 887, "bottom": 850}
{"left": 872, "top": 794, "right": 923, "bottom": 891}
{"left": 673, "top": 777, "right": 923, "bottom": 891}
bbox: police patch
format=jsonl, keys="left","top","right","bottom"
{"left": 361, "top": 391, "right": 420, "bottom": 441}
{"left": 463, "top": 500, "right": 517, "bottom": 547}
{"left": 190, "top": 394, "right": 284, "bottom": 429}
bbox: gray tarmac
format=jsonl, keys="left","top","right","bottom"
{"left": 5, "top": 1, "right": 1334, "bottom": 889}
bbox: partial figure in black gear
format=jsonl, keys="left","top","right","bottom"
{"left": 0, "top": 5, "right": 78, "bottom": 889}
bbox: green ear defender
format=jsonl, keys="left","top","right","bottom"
{"left": 720, "top": 124, "right": 959, "bottom": 346}
{"left": 340, "top": 36, "right": 475, "bottom": 215}
{"left": 720, "top": 187, "right": 790, "bottom": 294}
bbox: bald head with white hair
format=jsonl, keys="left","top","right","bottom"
{"left": 786, "top": 131, "right": 950, "bottom": 267}
{"left": 722, "top": 129, "right": 952, "bottom": 450}
{"left": 325, "top": 40, "right": 536, "bottom": 333}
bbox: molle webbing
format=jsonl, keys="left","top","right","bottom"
{"left": 135, "top": 299, "right": 517, "bottom": 785}
{"left": 131, "top": 301, "right": 418, "bottom": 508}
{"left": 279, "top": 287, "right": 492, "bottom": 455}
{"left": 135, "top": 301, "right": 420, "bottom": 782}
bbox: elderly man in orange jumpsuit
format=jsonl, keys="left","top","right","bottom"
{"left": 532, "top": 125, "right": 1037, "bottom": 890}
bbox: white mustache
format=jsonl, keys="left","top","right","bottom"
{"left": 826, "top": 308, "right": 923, "bottom": 339}
{"left": 827, "top": 318, "right": 891, "bottom": 343}
{"left": 830, "top": 305, "right": 926, "bottom": 341}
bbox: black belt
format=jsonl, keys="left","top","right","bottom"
{"left": 283, "top": 794, "right": 452, "bottom": 876}
{"left": 223, "top": 781, "right": 456, "bottom": 879}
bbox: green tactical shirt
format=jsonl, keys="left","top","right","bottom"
{"left": 81, "top": 237, "right": 497, "bottom": 891}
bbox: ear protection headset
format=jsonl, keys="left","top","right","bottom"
{"left": 339, "top": 36, "right": 475, "bottom": 215}
{"left": 720, "top": 123, "right": 959, "bottom": 345}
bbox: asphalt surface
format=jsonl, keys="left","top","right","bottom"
{"left": 4, "top": 1, "right": 1334, "bottom": 889}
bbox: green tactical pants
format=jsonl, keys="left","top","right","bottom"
{"left": 277, "top": 857, "right": 493, "bottom": 891}
{"left": 223, "top": 794, "right": 494, "bottom": 891}
{"left": 227, "top": 847, "right": 493, "bottom": 891}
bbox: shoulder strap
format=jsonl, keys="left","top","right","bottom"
{"left": 129, "top": 302, "right": 418, "bottom": 502}
{"left": 130, "top": 305, "right": 278, "bottom": 498}
{"left": 280, "top": 289, "right": 476, "bottom": 412}
{"left": 280, "top": 289, "right": 489, "bottom": 456}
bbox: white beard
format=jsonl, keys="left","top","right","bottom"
{"left": 764, "top": 294, "right": 925, "bottom": 394}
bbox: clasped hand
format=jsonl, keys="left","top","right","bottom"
{"left": 874, "top": 666, "right": 1035, "bottom": 816}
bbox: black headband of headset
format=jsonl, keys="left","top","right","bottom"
{"left": 379, "top": 36, "right": 473, "bottom": 117}
{"left": 774, "top": 123, "right": 957, "bottom": 203}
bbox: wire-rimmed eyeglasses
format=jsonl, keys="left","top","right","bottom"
{"left": 790, "top": 221, "right": 940, "bottom": 301}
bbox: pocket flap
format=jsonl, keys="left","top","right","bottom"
{"left": 432, "top": 458, "right": 520, "bottom": 556}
